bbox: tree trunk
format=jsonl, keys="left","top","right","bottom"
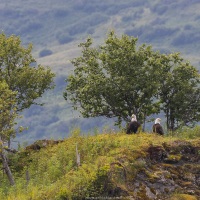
{"left": 8, "top": 138, "right": 11, "bottom": 149}
{"left": 0, "top": 146, "right": 15, "bottom": 185}
{"left": 142, "top": 112, "right": 146, "bottom": 132}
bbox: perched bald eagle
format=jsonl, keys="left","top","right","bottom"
{"left": 152, "top": 118, "right": 164, "bottom": 135}
{"left": 126, "top": 114, "right": 140, "bottom": 134}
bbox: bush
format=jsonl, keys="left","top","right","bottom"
{"left": 168, "top": 126, "right": 200, "bottom": 139}
{"left": 57, "top": 33, "right": 74, "bottom": 44}
{"left": 39, "top": 49, "right": 53, "bottom": 57}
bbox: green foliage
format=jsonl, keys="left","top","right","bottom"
{"left": 0, "top": 33, "right": 55, "bottom": 186}
{"left": 70, "top": 127, "right": 81, "bottom": 137}
{"left": 0, "top": 81, "right": 18, "bottom": 140}
{"left": 158, "top": 53, "right": 200, "bottom": 130}
{"left": 64, "top": 31, "right": 200, "bottom": 131}
{"left": 168, "top": 126, "right": 200, "bottom": 139}
{"left": 0, "top": 33, "right": 55, "bottom": 112}
{"left": 64, "top": 31, "right": 163, "bottom": 125}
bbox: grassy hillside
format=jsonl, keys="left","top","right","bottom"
{"left": 0, "top": 127, "right": 200, "bottom": 199}
{"left": 0, "top": 0, "right": 200, "bottom": 144}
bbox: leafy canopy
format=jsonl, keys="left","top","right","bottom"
{"left": 0, "top": 33, "right": 56, "bottom": 143}
{"left": 65, "top": 31, "right": 200, "bottom": 130}
{"left": 64, "top": 31, "right": 162, "bottom": 125}
{"left": 0, "top": 81, "right": 18, "bottom": 140}
{"left": 0, "top": 33, "right": 55, "bottom": 112}
{"left": 158, "top": 53, "right": 200, "bottom": 130}
{"left": 0, "top": 33, "right": 55, "bottom": 186}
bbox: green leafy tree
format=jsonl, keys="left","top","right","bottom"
{"left": 0, "top": 33, "right": 55, "bottom": 112}
{"left": 0, "top": 33, "right": 55, "bottom": 185}
{"left": 0, "top": 81, "right": 18, "bottom": 141}
{"left": 0, "top": 81, "right": 18, "bottom": 185}
{"left": 158, "top": 53, "right": 200, "bottom": 131}
{"left": 64, "top": 31, "right": 162, "bottom": 126}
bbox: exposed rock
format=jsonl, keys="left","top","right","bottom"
{"left": 25, "top": 139, "right": 63, "bottom": 151}
{"left": 147, "top": 145, "right": 168, "bottom": 162}
{"left": 107, "top": 140, "right": 200, "bottom": 199}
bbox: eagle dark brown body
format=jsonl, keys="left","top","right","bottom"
{"left": 152, "top": 118, "right": 164, "bottom": 135}
{"left": 126, "top": 114, "right": 140, "bottom": 134}
{"left": 126, "top": 121, "right": 141, "bottom": 134}
{"left": 152, "top": 123, "right": 164, "bottom": 135}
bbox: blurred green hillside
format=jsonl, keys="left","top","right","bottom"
{"left": 0, "top": 128, "right": 200, "bottom": 199}
{"left": 0, "top": 0, "right": 200, "bottom": 144}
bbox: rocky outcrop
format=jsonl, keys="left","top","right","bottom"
{"left": 131, "top": 141, "right": 200, "bottom": 199}
{"left": 103, "top": 140, "right": 200, "bottom": 200}
{"left": 25, "top": 139, "right": 63, "bottom": 151}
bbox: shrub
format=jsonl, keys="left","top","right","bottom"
{"left": 39, "top": 49, "right": 53, "bottom": 57}
{"left": 168, "top": 126, "right": 200, "bottom": 139}
{"left": 57, "top": 33, "right": 74, "bottom": 44}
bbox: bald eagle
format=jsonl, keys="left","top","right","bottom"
{"left": 152, "top": 118, "right": 164, "bottom": 135}
{"left": 126, "top": 114, "right": 140, "bottom": 134}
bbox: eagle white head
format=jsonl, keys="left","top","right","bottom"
{"left": 131, "top": 114, "right": 137, "bottom": 122}
{"left": 155, "top": 118, "right": 161, "bottom": 124}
